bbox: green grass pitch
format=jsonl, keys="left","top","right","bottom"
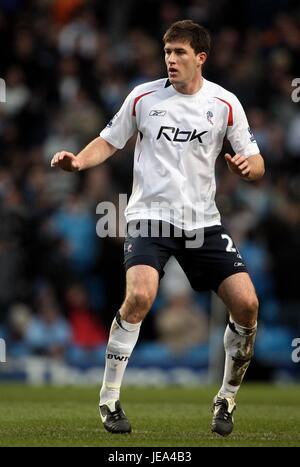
{"left": 0, "top": 384, "right": 299, "bottom": 447}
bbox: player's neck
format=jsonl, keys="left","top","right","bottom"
{"left": 173, "top": 74, "right": 204, "bottom": 95}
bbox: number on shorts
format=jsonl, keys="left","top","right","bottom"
{"left": 221, "top": 233, "right": 236, "bottom": 252}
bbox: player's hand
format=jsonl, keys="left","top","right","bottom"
{"left": 50, "top": 151, "right": 81, "bottom": 172}
{"left": 224, "top": 153, "right": 250, "bottom": 179}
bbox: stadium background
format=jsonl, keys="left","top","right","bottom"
{"left": 0, "top": 0, "right": 299, "bottom": 386}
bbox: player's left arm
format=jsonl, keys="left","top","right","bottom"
{"left": 224, "top": 152, "right": 265, "bottom": 181}
{"left": 225, "top": 93, "right": 265, "bottom": 181}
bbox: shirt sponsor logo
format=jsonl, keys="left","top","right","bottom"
{"left": 157, "top": 126, "right": 208, "bottom": 143}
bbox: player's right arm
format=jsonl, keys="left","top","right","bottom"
{"left": 50, "top": 137, "right": 117, "bottom": 172}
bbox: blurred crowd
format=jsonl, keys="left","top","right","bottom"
{"left": 0, "top": 0, "right": 299, "bottom": 370}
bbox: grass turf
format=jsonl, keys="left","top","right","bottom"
{"left": 0, "top": 384, "right": 300, "bottom": 447}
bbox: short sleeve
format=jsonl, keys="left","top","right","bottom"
{"left": 100, "top": 89, "right": 137, "bottom": 149}
{"left": 226, "top": 95, "right": 260, "bottom": 157}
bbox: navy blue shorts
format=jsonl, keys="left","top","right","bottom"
{"left": 123, "top": 220, "right": 248, "bottom": 293}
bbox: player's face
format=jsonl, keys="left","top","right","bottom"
{"left": 164, "top": 41, "right": 206, "bottom": 87}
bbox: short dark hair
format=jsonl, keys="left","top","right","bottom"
{"left": 163, "top": 20, "right": 211, "bottom": 55}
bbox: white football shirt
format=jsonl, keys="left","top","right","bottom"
{"left": 100, "top": 78, "right": 260, "bottom": 230}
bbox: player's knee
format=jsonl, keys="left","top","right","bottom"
{"left": 247, "top": 295, "right": 259, "bottom": 320}
{"left": 235, "top": 295, "right": 259, "bottom": 327}
{"left": 125, "top": 289, "right": 154, "bottom": 316}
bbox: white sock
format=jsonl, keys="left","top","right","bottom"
{"left": 218, "top": 319, "right": 257, "bottom": 399}
{"left": 100, "top": 311, "right": 142, "bottom": 405}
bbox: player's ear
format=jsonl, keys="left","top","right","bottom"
{"left": 197, "top": 52, "right": 207, "bottom": 66}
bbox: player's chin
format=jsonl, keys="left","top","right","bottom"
{"left": 168, "top": 73, "right": 180, "bottom": 83}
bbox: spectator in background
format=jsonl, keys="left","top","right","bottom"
{"left": 50, "top": 194, "right": 99, "bottom": 274}
{"left": 6, "top": 303, "right": 32, "bottom": 358}
{"left": 65, "top": 283, "right": 107, "bottom": 366}
{"left": 25, "top": 301, "right": 71, "bottom": 359}
{"left": 157, "top": 258, "right": 208, "bottom": 354}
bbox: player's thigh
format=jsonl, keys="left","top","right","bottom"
{"left": 217, "top": 272, "right": 259, "bottom": 327}
{"left": 124, "top": 220, "right": 174, "bottom": 279}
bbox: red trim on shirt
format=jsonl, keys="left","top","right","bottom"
{"left": 133, "top": 91, "right": 154, "bottom": 117}
{"left": 215, "top": 97, "right": 233, "bottom": 126}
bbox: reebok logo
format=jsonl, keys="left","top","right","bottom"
{"left": 150, "top": 110, "right": 167, "bottom": 116}
{"left": 107, "top": 353, "right": 129, "bottom": 362}
{"left": 157, "top": 126, "right": 208, "bottom": 143}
